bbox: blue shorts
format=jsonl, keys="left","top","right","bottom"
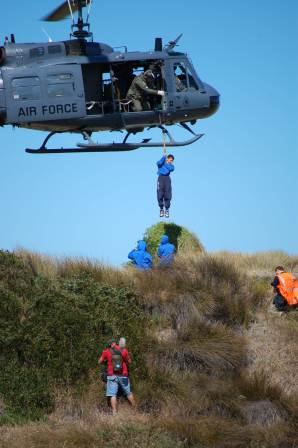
{"left": 106, "top": 376, "right": 131, "bottom": 397}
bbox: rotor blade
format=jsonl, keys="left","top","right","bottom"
{"left": 42, "top": 1, "right": 92, "bottom": 21}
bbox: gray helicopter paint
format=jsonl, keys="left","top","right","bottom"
{"left": 0, "top": 73, "right": 5, "bottom": 123}
{"left": 2, "top": 63, "right": 86, "bottom": 123}
{"left": 0, "top": 40, "right": 219, "bottom": 132}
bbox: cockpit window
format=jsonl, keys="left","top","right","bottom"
{"left": 11, "top": 77, "right": 41, "bottom": 100}
{"left": 173, "top": 62, "right": 199, "bottom": 91}
{"left": 173, "top": 62, "right": 188, "bottom": 91}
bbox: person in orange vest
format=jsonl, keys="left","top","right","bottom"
{"left": 271, "top": 266, "right": 298, "bottom": 311}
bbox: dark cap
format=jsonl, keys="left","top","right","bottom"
{"left": 107, "top": 338, "right": 116, "bottom": 347}
{"left": 144, "top": 69, "right": 155, "bottom": 78}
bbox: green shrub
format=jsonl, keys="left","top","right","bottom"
{"left": 0, "top": 251, "right": 149, "bottom": 422}
{"left": 0, "top": 364, "right": 53, "bottom": 420}
{"left": 143, "top": 222, "right": 204, "bottom": 257}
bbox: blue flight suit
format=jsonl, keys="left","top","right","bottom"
{"left": 128, "top": 240, "right": 152, "bottom": 270}
{"left": 157, "top": 156, "right": 175, "bottom": 210}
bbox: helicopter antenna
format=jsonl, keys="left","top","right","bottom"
{"left": 41, "top": 28, "right": 53, "bottom": 42}
{"left": 42, "top": 1, "right": 93, "bottom": 40}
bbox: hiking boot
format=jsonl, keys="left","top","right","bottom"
{"left": 165, "top": 209, "right": 169, "bottom": 218}
{"left": 160, "top": 209, "right": 164, "bottom": 218}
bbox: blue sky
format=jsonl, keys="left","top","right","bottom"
{"left": 0, "top": 0, "right": 297, "bottom": 265}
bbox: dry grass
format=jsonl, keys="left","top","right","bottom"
{"left": 0, "top": 408, "right": 185, "bottom": 448}
{"left": 245, "top": 311, "right": 298, "bottom": 395}
{"left": 150, "top": 320, "right": 246, "bottom": 376}
{"left": 213, "top": 250, "right": 298, "bottom": 278}
{"left": 132, "top": 254, "right": 265, "bottom": 330}
{"left": 2, "top": 247, "right": 298, "bottom": 447}
{"left": 164, "top": 416, "right": 294, "bottom": 448}
{"left": 15, "top": 248, "right": 131, "bottom": 288}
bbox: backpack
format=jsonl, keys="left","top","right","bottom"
{"left": 109, "top": 347, "right": 123, "bottom": 374}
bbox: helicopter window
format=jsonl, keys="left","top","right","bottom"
{"left": 47, "top": 83, "right": 74, "bottom": 98}
{"left": 12, "top": 77, "right": 40, "bottom": 87}
{"left": 29, "top": 47, "right": 45, "bottom": 58}
{"left": 173, "top": 62, "right": 199, "bottom": 91}
{"left": 46, "top": 74, "right": 75, "bottom": 98}
{"left": 47, "top": 74, "right": 73, "bottom": 82}
{"left": 11, "top": 77, "right": 41, "bottom": 101}
{"left": 173, "top": 63, "right": 188, "bottom": 92}
{"left": 186, "top": 65, "right": 199, "bottom": 90}
{"left": 48, "top": 45, "right": 62, "bottom": 55}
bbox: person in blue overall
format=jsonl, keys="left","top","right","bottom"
{"left": 156, "top": 154, "right": 175, "bottom": 218}
{"left": 128, "top": 240, "right": 153, "bottom": 270}
{"left": 157, "top": 235, "right": 175, "bottom": 267}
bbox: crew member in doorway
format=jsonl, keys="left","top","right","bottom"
{"left": 127, "top": 70, "right": 165, "bottom": 111}
{"left": 157, "top": 154, "right": 175, "bottom": 218}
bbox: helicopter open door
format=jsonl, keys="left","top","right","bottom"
{"left": 3, "top": 64, "right": 85, "bottom": 123}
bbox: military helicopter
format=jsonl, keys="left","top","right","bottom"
{"left": 0, "top": 0, "right": 220, "bottom": 154}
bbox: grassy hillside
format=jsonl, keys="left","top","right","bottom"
{"left": 0, "top": 246, "right": 297, "bottom": 448}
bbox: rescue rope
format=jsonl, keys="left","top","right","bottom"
{"left": 162, "top": 128, "right": 167, "bottom": 155}
{"left": 159, "top": 113, "right": 167, "bottom": 155}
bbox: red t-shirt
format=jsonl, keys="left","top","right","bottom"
{"left": 121, "top": 348, "right": 131, "bottom": 363}
{"left": 99, "top": 345, "right": 130, "bottom": 376}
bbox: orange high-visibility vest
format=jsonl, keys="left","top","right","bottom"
{"left": 276, "top": 272, "right": 298, "bottom": 305}
{"left": 293, "top": 279, "right": 298, "bottom": 305}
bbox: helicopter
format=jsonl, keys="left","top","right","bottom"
{"left": 0, "top": 0, "right": 220, "bottom": 154}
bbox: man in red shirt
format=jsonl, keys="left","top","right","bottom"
{"left": 98, "top": 339, "right": 135, "bottom": 415}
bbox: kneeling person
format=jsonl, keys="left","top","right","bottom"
{"left": 271, "top": 266, "right": 298, "bottom": 311}
{"left": 158, "top": 234, "right": 175, "bottom": 266}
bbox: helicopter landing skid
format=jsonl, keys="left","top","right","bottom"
{"left": 25, "top": 125, "right": 204, "bottom": 154}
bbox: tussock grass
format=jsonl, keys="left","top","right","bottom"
{"left": 57, "top": 258, "right": 129, "bottom": 288}
{"left": 164, "top": 416, "right": 294, "bottom": 448}
{"left": 0, "top": 417, "right": 185, "bottom": 448}
{"left": 15, "top": 248, "right": 131, "bottom": 288}
{"left": 1, "top": 244, "right": 298, "bottom": 448}
{"left": 246, "top": 313, "right": 298, "bottom": 395}
{"left": 134, "top": 254, "right": 264, "bottom": 326}
{"left": 151, "top": 320, "right": 246, "bottom": 376}
{"left": 214, "top": 250, "right": 298, "bottom": 277}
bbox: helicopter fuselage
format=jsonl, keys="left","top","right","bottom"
{"left": 0, "top": 39, "right": 219, "bottom": 138}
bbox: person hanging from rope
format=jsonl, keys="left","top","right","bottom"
{"left": 156, "top": 148, "right": 175, "bottom": 218}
